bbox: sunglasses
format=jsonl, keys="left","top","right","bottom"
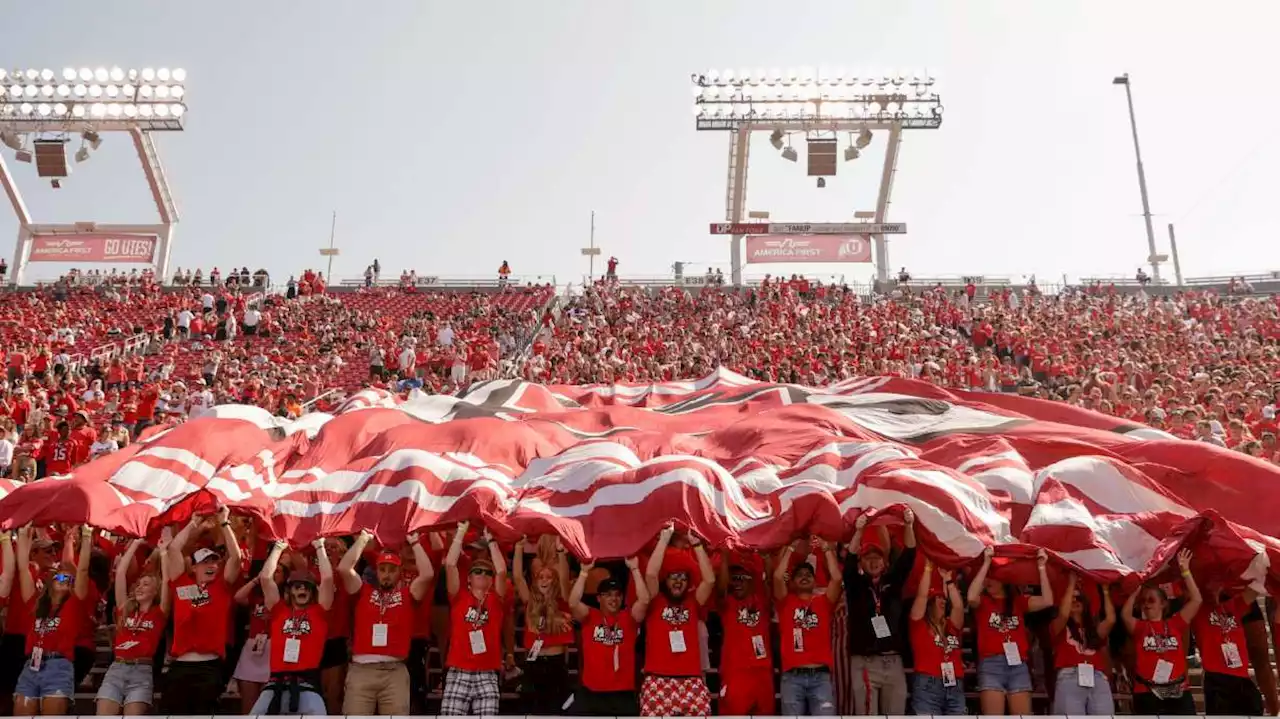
{"left": 730, "top": 573, "right": 751, "bottom": 581}
{"left": 470, "top": 568, "right": 494, "bottom": 577}
{"left": 52, "top": 573, "right": 72, "bottom": 583}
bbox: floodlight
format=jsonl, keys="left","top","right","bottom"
{"left": 105, "top": 84, "right": 119, "bottom": 97}
{"left": 18, "top": 102, "right": 32, "bottom": 115}
{"left": 78, "top": 68, "right": 92, "bottom": 81}
{"left": 15, "top": 149, "right": 31, "bottom": 163}
{"left": 170, "top": 103, "right": 185, "bottom": 117}
{"left": 154, "top": 104, "right": 169, "bottom": 117}
{"left": 89, "top": 84, "right": 102, "bottom": 97}
{"left": 156, "top": 85, "right": 169, "bottom": 98}
{"left": 108, "top": 103, "right": 122, "bottom": 117}
{"left": 856, "top": 127, "right": 873, "bottom": 148}
{"left": 36, "top": 104, "right": 50, "bottom": 116}
{"left": 781, "top": 145, "right": 798, "bottom": 162}
{"left": 110, "top": 67, "right": 124, "bottom": 82}
{"left": 172, "top": 68, "right": 186, "bottom": 82}
{"left": 845, "top": 145, "right": 860, "bottom": 161}
{"left": 6, "top": 86, "right": 17, "bottom": 99}
{"left": 75, "top": 146, "right": 89, "bottom": 163}
{"left": 55, "top": 84, "right": 69, "bottom": 97}
{"left": 157, "top": 67, "right": 170, "bottom": 81}
{"left": 94, "top": 67, "right": 108, "bottom": 82}
{"left": 139, "top": 85, "right": 152, "bottom": 98}
{"left": 0, "top": 132, "right": 21, "bottom": 150}
{"left": 123, "top": 104, "right": 137, "bottom": 117}
{"left": 122, "top": 84, "right": 136, "bottom": 97}
{"left": 24, "top": 69, "right": 36, "bottom": 81}
{"left": 770, "top": 129, "right": 784, "bottom": 150}
{"left": 90, "top": 103, "right": 106, "bottom": 117}
{"left": 39, "top": 68, "right": 53, "bottom": 81}
{"left": 141, "top": 68, "right": 155, "bottom": 81}
{"left": 62, "top": 68, "right": 76, "bottom": 81}
{"left": 52, "top": 103, "right": 66, "bottom": 115}
{"left": 73, "top": 84, "right": 86, "bottom": 97}
{"left": 39, "top": 85, "right": 52, "bottom": 97}
{"left": 722, "top": 69, "right": 735, "bottom": 83}
{"left": 22, "top": 85, "right": 36, "bottom": 98}
{"left": 71, "top": 105, "right": 86, "bottom": 117}
{"left": 138, "top": 104, "right": 153, "bottom": 117}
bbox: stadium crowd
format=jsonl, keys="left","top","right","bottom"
{"left": 3, "top": 272, "right": 1280, "bottom": 716}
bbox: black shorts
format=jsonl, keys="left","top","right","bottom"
{"left": 573, "top": 687, "right": 638, "bottom": 716}
{"left": 320, "top": 637, "right": 348, "bottom": 669}
{"left": 73, "top": 645, "right": 95, "bottom": 687}
{"left": 0, "top": 632, "right": 27, "bottom": 697}
{"left": 1203, "top": 670, "right": 1263, "bottom": 715}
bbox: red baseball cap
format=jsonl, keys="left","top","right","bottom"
{"left": 375, "top": 550, "right": 401, "bottom": 567}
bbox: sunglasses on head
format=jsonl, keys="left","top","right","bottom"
{"left": 52, "top": 573, "right": 72, "bottom": 583}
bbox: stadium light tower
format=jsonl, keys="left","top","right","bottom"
{"left": 691, "top": 68, "right": 942, "bottom": 285}
{"left": 1112, "top": 73, "right": 1163, "bottom": 284}
{"left": 0, "top": 66, "right": 186, "bottom": 285}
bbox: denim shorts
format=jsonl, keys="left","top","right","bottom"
{"left": 977, "top": 653, "right": 1033, "bottom": 693}
{"left": 96, "top": 661, "right": 155, "bottom": 706}
{"left": 14, "top": 655, "right": 75, "bottom": 700}
{"left": 911, "top": 672, "right": 966, "bottom": 715}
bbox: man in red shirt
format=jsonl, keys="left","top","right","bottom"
{"left": 568, "top": 558, "right": 650, "bottom": 715}
{"left": 716, "top": 552, "right": 775, "bottom": 715}
{"left": 1192, "top": 587, "right": 1264, "bottom": 715}
{"left": 773, "top": 538, "right": 843, "bottom": 715}
{"left": 639, "top": 524, "right": 715, "bottom": 717}
{"left": 248, "top": 538, "right": 334, "bottom": 714}
{"left": 337, "top": 529, "right": 433, "bottom": 715}
{"left": 41, "top": 422, "right": 78, "bottom": 477}
{"left": 161, "top": 507, "right": 244, "bottom": 715}
{"left": 440, "top": 520, "right": 509, "bottom": 716}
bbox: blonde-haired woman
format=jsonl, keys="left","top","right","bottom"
{"left": 96, "top": 538, "right": 170, "bottom": 715}
{"left": 514, "top": 536, "right": 573, "bottom": 715}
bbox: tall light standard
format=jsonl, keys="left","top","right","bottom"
{"left": 1113, "top": 73, "right": 1162, "bottom": 283}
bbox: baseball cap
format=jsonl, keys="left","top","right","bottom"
{"left": 375, "top": 550, "right": 401, "bottom": 567}
{"left": 596, "top": 577, "right": 623, "bottom": 595}
{"left": 192, "top": 547, "right": 220, "bottom": 564}
{"left": 287, "top": 569, "right": 318, "bottom": 588}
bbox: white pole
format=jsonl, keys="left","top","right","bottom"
{"left": 326, "top": 211, "right": 337, "bottom": 280}
{"left": 1168, "top": 223, "right": 1184, "bottom": 287}
{"left": 1116, "top": 74, "right": 1161, "bottom": 283}
{"left": 588, "top": 210, "right": 596, "bottom": 281}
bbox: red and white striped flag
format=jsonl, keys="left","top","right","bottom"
{"left": 1, "top": 369, "right": 1276, "bottom": 589}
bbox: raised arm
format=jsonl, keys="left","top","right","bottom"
{"left": 555, "top": 539, "right": 571, "bottom": 599}
{"left": 486, "top": 528, "right": 507, "bottom": 598}
{"left": 569, "top": 559, "right": 593, "bottom": 621}
{"left": 338, "top": 530, "right": 372, "bottom": 596}
{"left": 408, "top": 534, "right": 434, "bottom": 602}
{"left": 16, "top": 526, "right": 34, "bottom": 603}
{"left": 166, "top": 515, "right": 201, "bottom": 583}
{"left": 218, "top": 507, "right": 242, "bottom": 584}
{"left": 444, "top": 521, "right": 469, "bottom": 597}
{"left": 1098, "top": 584, "right": 1116, "bottom": 638}
{"left": 260, "top": 540, "right": 286, "bottom": 610}
{"left": 1028, "top": 548, "right": 1054, "bottom": 611}
{"left": 1175, "top": 549, "right": 1202, "bottom": 623}
{"left": 967, "top": 546, "right": 993, "bottom": 609}
{"left": 644, "top": 524, "right": 675, "bottom": 598}
{"left": 313, "top": 538, "right": 335, "bottom": 610}
{"left": 942, "top": 567, "right": 964, "bottom": 628}
{"left": 513, "top": 538, "right": 531, "bottom": 604}
{"left": 1121, "top": 583, "right": 1139, "bottom": 634}
{"left": 910, "top": 557, "right": 934, "bottom": 621}
{"left": 902, "top": 508, "right": 917, "bottom": 548}
{"left": 115, "top": 538, "right": 145, "bottom": 611}
{"left": 0, "top": 531, "right": 14, "bottom": 601}
{"left": 1050, "top": 572, "right": 1077, "bottom": 636}
{"left": 774, "top": 544, "right": 795, "bottom": 602}
{"left": 822, "top": 540, "right": 843, "bottom": 604}
{"left": 627, "top": 555, "right": 651, "bottom": 622}
{"left": 716, "top": 549, "right": 731, "bottom": 596}
{"left": 157, "top": 533, "right": 171, "bottom": 615}
{"left": 73, "top": 525, "right": 93, "bottom": 600}
{"left": 846, "top": 514, "right": 868, "bottom": 555}
{"left": 692, "top": 538, "right": 715, "bottom": 606}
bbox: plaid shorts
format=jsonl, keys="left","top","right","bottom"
{"left": 640, "top": 675, "right": 710, "bottom": 717}
{"left": 440, "top": 668, "right": 500, "bottom": 716}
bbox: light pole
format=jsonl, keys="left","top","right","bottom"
{"left": 1113, "top": 73, "right": 1161, "bottom": 283}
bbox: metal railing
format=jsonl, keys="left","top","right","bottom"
{"left": 335, "top": 274, "right": 557, "bottom": 290}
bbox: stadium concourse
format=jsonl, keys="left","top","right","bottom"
{"left": 3, "top": 267, "right": 1280, "bottom": 717}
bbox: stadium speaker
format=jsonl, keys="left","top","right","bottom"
{"left": 34, "top": 139, "right": 69, "bottom": 179}
{"left": 807, "top": 137, "right": 837, "bottom": 177}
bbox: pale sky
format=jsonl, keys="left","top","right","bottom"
{"left": 3, "top": 1, "right": 1278, "bottom": 287}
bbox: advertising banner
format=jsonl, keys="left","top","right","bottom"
{"left": 745, "top": 234, "right": 872, "bottom": 264}
{"left": 28, "top": 234, "right": 158, "bottom": 263}
{"left": 711, "top": 222, "right": 906, "bottom": 235}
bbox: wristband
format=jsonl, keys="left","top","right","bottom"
{"left": 1180, "top": 569, "right": 1192, "bottom": 577}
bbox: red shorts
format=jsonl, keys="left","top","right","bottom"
{"left": 640, "top": 675, "right": 710, "bottom": 717}
{"left": 719, "top": 668, "right": 775, "bottom": 714}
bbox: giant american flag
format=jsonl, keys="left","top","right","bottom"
{"left": 0, "top": 368, "right": 1276, "bottom": 589}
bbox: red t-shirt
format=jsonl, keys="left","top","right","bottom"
{"left": 327, "top": 583, "right": 352, "bottom": 640}
{"left": 778, "top": 592, "right": 834, "bottom": 671}
{"left": 5, "top": 567, "right": 41, "bottom": 635}
{"left": 1052, "top": 621, "right": 1110, "bottom": 671}
{"left": 975, "top": 593, "right": 1031, "bottom": 660}
{"left": 113, "top": 604, "right": 167, "bottom": 660}
{"left": 76, "top": 582, "right": 102, "bottom": 650}
{"left": 270, "top": 602, "right": 329, "bottom": 673}
{"left": 1192, "top": 599, "right": 1250, "bottom": 678}
{"left": 909, "top": 616, "right": 963, "bottom": 678}
{"left": 26, "top": 594, "right": 83, "bottom": 657}
{"left": 720, "top": 593, "right": 772, "bottom": 675}
{"left": 445, "top": 589, "right": 505, "bottom": 672}
{"left": 1132, "top": 615, "right": 1190, "bottom": 692}
{"left": 581, "top": 608, "right": 637, "bottom": 692}
{"left": 169, "top": 575, "right": 233, "bottom": 658}
{"left": 350, "top": 583, "right": 413, "bottom": 660}
{"left": 643, "top": 593, "right": 701, "bottom": 677}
